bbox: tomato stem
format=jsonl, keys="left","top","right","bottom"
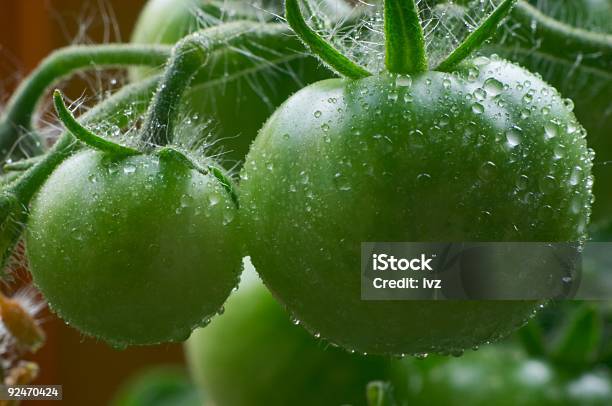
{"left": 3, "top": 156, "right": 43, "bottom": 172}
{"left": 142, "top": 22, "right": 292, "bottom": 146}
{"left": 384, "top": 0, "right": 428, "bottom": 74}
{"left": 436, "top": 0, "right": 517, "bottom": 72}
{"left": 509, "top": 1, "right": 612, "bottom": 73}
{"left": 53, "top": 90, "right": 141, "bottom": 156}
{"left": 0, "top": 44, "right": 171, "bottom": 163}
{"left": 284, "top": 0, "right": 371, "bottom": 79}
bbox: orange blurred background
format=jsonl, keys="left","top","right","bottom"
{"left": 0, "top": 1, "right": 186, "bottom": 405}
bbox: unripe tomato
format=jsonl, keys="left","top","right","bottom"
{"left": 130, "top": 0, "right": 336, "bottom": 167}
{"left": 185, "top": 265, "right": 388, "bottom": 406}
{"left": 240, "top": 58, "right": 592, "bottom": 355}
{"left": 26, "top": 149, "right": 242, "bottom": 346}
{"left": 390, "top": 346, "right": 612, "bottom": 406}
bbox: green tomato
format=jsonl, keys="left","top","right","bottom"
{"left": 390, "top": 346, "right": 612, "bottom": 406}
{"left": 185, "top": 265, "right": 388, "bottom": 406}
{"left": 240, "top": 58, "right": 592, "bottom": 355}
{"left": 130, "top": 0, "right": 337, "bottom": 168}
{"left": 26, "top": 149, "right": 241, "bottom": 347}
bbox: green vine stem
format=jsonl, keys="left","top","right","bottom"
{"left": 3, "top": 156, "right": 42, "bottom": 172}
{"left": 384, "top": 0, "right": 427, "bottom": 74}
{"left": 436, "top": 0, "right": 518, "bottom": 72}
{"left": 53, "top": 90, "right": 141, "bottom": 156}
{"left": 510, "top": 1, "right": 612, "bottom": 72}
{"left": 0, "top": 44, "right": 171, "bottom": 161}
{"left": 284, "top": 0, "right": 371, "bottom": 79}
{"left": 0, "top": 75, "right": 160, "bottom": 270}
{"left": 142, "top": 21, "right": 294, "bottom": 146}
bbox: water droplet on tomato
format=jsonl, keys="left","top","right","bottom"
{"left": 484, "top": 78, "right": 503, "bottom": 96}
{"left": 478, "top": 161, "right": 497, "bottom": 181}
{"left": 471, "top": 103, "right": 484, "bottom": 114}
{"left": 396, "top": 75, "right": 412, "bottom": 87}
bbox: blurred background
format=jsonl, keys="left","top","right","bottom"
{"left": 0, "top": 2, "right": 186, "bottom": 405}
{"left": 1, "top": 1, "right": 611, "bottom": 405}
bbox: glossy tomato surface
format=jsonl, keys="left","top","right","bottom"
{"left": 240, "top": 58, "right": 593, "bottom": 355}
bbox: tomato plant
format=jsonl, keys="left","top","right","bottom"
{"left": 23, "top": 23, "right": 283, "bottom": 346}
{"left": 185, "top": 265, "right": 388, "bottom": 406}
{"left": 240, "top": 0, "right": 593, "bottom": 355}
{"left": 130, "top": 0, "right": 346, "bottom": 167}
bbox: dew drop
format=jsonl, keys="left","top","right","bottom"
{"left": 516, "top": 174, "right": 529, "bottom": 190}
{"left": 473, "top": 88, "right": 487, "bottom": 101}
{"left": 208, "top": 194, "right": 220, "bottom": 207}
{"left": 539, "top": 175, "right": 557, "bottom": 194}
{"left": 314, "top": 110, "right": 322, "bottom": 118}
{"left": 544, "top": 123, "right": 557, "bottom": 139}
{"left": 505, "top": 128, "right": 522, "bottom": 149}
{"left": 395, "top": 75, "right": 412, "bottom": 87}
{"left": 471, "top": 103, "right": 485, "bottom": 114}
{"left": 484, "top": 78, "right": 503, "bottom": 96}
{"left": 478, "top": 161, "right": 497, "bottom": 181}
{"left": 416, "top": 173, "right": 432, "bottom": 184}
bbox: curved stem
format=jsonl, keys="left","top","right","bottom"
{"left": 142, "top": 21, "right": 291, "bottom": 146}
{"left": 510, "top": 1, "right": 612, "bottom": 72}
{"left": 3, "top": 156, "right": 42, "bottom": 172}
{"left": 436, "top": 0, "right": 518, "bottom": 72}
{"left": 53, "top": 90, "right": 141, "bottom": 156}
{"left": 0, "top": 44, "right": 170, "bottom": 161}
{"left": 284, "top": 0, "right": 371, "bottom": 79}
{"left": 384, "top": 0, "right": 427, "bottom": 74}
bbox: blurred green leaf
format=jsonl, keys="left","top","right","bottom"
{"left": 552, "top": 305, "right": 603, "bottom": 368}
{"left": 366, "top": 381, "right": 397, "bottom": 406}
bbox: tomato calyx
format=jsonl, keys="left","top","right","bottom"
{"left": 156, "top": 147, "right": 239, "bottom": 208}
{"left": 285, "top": 0, "right": 518, "bottom": 77}
{"left": 53, "top": 90, "right": 239, "bottom": 209}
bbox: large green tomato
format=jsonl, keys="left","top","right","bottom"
{"left": 390, "top": 346, "right": 612, "bottom": 406}
{"left": 130, "top": 0, "right": 338, "bottom": 168}
{"left": 185, "top": 265, "right": 388, "bottom": 406}
{"left": 240, "top": 58, "right": 593, "bottom": 355}
{"left": 26, "top": 149, "right": 241, "bottom": 347}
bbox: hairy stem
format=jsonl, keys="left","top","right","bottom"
{"left": 53, "top": 90, "right": 141, "bottom": 156}
{"left": 0, "top": 76, "right": 159, "bottom": 270}
{"left": 511, "top": 1, "right": 612, "bottom": 72}
{"left": 436, "top": 0, "right": 518, "bottom": 72}
{"left": 142, "top": 21, "right": 291, "bottom": 146}
{"left": 3, "top": 156, "right": 43, "bottom": 172}
{"left": 284, "top": 0, "right": 371, "bottom": 79}
{"left": 0, "top": 44, "right": 170, "bottom": 161}
{"left": 384, "top": 0, "right": 428, "bottom": 74}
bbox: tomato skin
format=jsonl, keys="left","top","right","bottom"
{"left": 390, "top": 346, "right": 612, "bottom": 406}
{"left": 26, "top": 149, "right": 242, "bottom": 346}
{"left": 185, "top": 266, "right": 388, "bottom": 406}
{"left": 240, "top": 58, "right": 592, "bottom": 355}
{"left": 131, "top": 0, "right": 333, "bottom": 168}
